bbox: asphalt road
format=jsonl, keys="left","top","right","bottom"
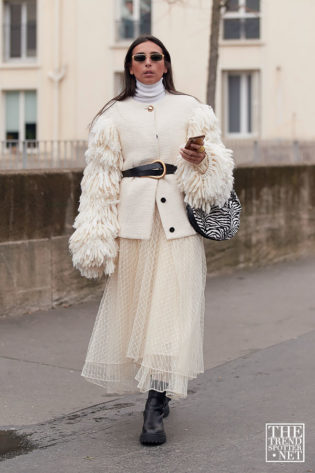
{"left": 1, "top": 255, "right": 314, "bottom": 472}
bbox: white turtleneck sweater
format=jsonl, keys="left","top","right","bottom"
{"left": 133, "top": 77, "right": 166, "bottom": 103}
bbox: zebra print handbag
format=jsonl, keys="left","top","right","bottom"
{"left": 186, "top": 189, "right": 242, "bottom": 241}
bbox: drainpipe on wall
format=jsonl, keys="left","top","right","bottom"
{"left": 47, "top": 0, "right": 66, "bottom": 152}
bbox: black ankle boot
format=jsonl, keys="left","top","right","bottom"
{"left": 139, "top": 390, "right": 168, "bottom": 445}
{"left": 148, "top": 377, "right": 171, "bottom": 418}
{"left": 163, "top": 396, "right": 171, "bottom": 418}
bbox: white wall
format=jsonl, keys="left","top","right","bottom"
{"left": 0, "top": 0, "right": 314, "bottom": 141}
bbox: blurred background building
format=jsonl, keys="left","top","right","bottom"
{"left": 0, "top": 0, "right": 314, "bottom": 168}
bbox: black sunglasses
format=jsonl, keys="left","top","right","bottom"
{"left": 132, "top": 53, "right": 165, "bottom": 62}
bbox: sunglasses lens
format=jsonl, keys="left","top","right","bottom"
{"left": 151, "top": 53, "right": 163, "bottom": 61}
{"left": 133, "top": 53, "right": 163, "bottom": 62}
{"left": 134, "top": 54, "right": 146, "bottom": 62}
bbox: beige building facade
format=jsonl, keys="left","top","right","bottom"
{"left": 0, "top": 0, "right": 314, "bottom": 147}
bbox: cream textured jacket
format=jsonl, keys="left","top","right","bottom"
{"left": 69, "top": 91, "right": 235, "bottom": 279}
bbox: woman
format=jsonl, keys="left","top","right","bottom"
{"left": 69, "top": 34, "right": 234, "bottom": 446}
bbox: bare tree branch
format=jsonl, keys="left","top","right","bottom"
{"left": 206, "top": 0, "right": 222, "bottom": 111}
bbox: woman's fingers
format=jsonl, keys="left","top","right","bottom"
{"left": 179, "top": 145, "right": 206, "bottom": 164}
{"left": 190, "top": 143, "right": 205, "bottom": 152}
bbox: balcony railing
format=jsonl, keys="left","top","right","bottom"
{"left": 1, "top": 139, "right": 314, "bottom": 171}
{"left": 0, "top": 140, "right": 87, "bottom": 170}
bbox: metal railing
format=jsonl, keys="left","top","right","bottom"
{"left": 1, "top": 139, "right": 314, "bottom": 171}
{"left": 0, "top": 140, "right": 87, "bottom": 170}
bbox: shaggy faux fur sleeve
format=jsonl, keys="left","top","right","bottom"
{"left": 68, "top": 113, "right": 123, "bottom": 279}
{"left": 174, "top": 103, "right": 235, "bottom": 213}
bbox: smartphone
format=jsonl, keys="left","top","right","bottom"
{"left": 184, "top": 134, "right": 205, "bottom": 150}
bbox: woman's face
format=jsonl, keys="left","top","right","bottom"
{"left": 129, "top": 41, "right": 168, "bottom": 85}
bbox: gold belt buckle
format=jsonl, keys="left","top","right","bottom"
{"left": 142, "top": 159, "right": 167, "bottom": 179}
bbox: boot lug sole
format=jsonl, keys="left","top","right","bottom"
{"left": 139, "top": 432, "right": 166, "bottom": 445}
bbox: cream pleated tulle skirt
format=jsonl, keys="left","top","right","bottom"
{"left": 81, "top": 203, "right": 207, "bottom": 400}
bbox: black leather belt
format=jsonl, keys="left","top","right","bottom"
{"left": 122, "top": 160, "right": 177, "bottom": 179}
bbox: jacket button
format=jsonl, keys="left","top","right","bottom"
{"left": 169, "top": 227, "right": 175, "bottom": 232}
{"left": 147, "top": 105, "right": 154, "bottom": 111}
{"left": 161, "top": 197, "right": 166, "bottom": 203}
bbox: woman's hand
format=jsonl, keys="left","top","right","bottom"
{"left": 179, "top": 143, "right": 206, "bottom": 165}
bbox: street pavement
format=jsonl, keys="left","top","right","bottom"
{"left": 0, "top": 255, "right": 314, "bottom": 472}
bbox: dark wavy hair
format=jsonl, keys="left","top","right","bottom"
{"left": 88, "top": 34, "right": 200, "bottom": 131}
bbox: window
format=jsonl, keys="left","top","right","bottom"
{"left": 3, "top": 0, "right": 37, "bottom": 61}
{"left": 222, "top": 0, "right": 260, "bottom": 40}
{"left": 5, "top": 90, "right": 37, "bottom": 144}
{"left": 116, "top": 0, "right": 151, "bottom": 41}
{"left": 223, "top": 71, "right": 259, "bottom": 137}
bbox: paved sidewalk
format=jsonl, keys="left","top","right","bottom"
{"left": 0, "top": 255, "right": 314, "bottom": 472}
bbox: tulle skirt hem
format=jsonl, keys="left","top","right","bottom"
{"left": 80, "top": 204, "right": 207, "bottom": 400}
{"left": 81, "top": 360, "right": 204, "bottom": 400}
